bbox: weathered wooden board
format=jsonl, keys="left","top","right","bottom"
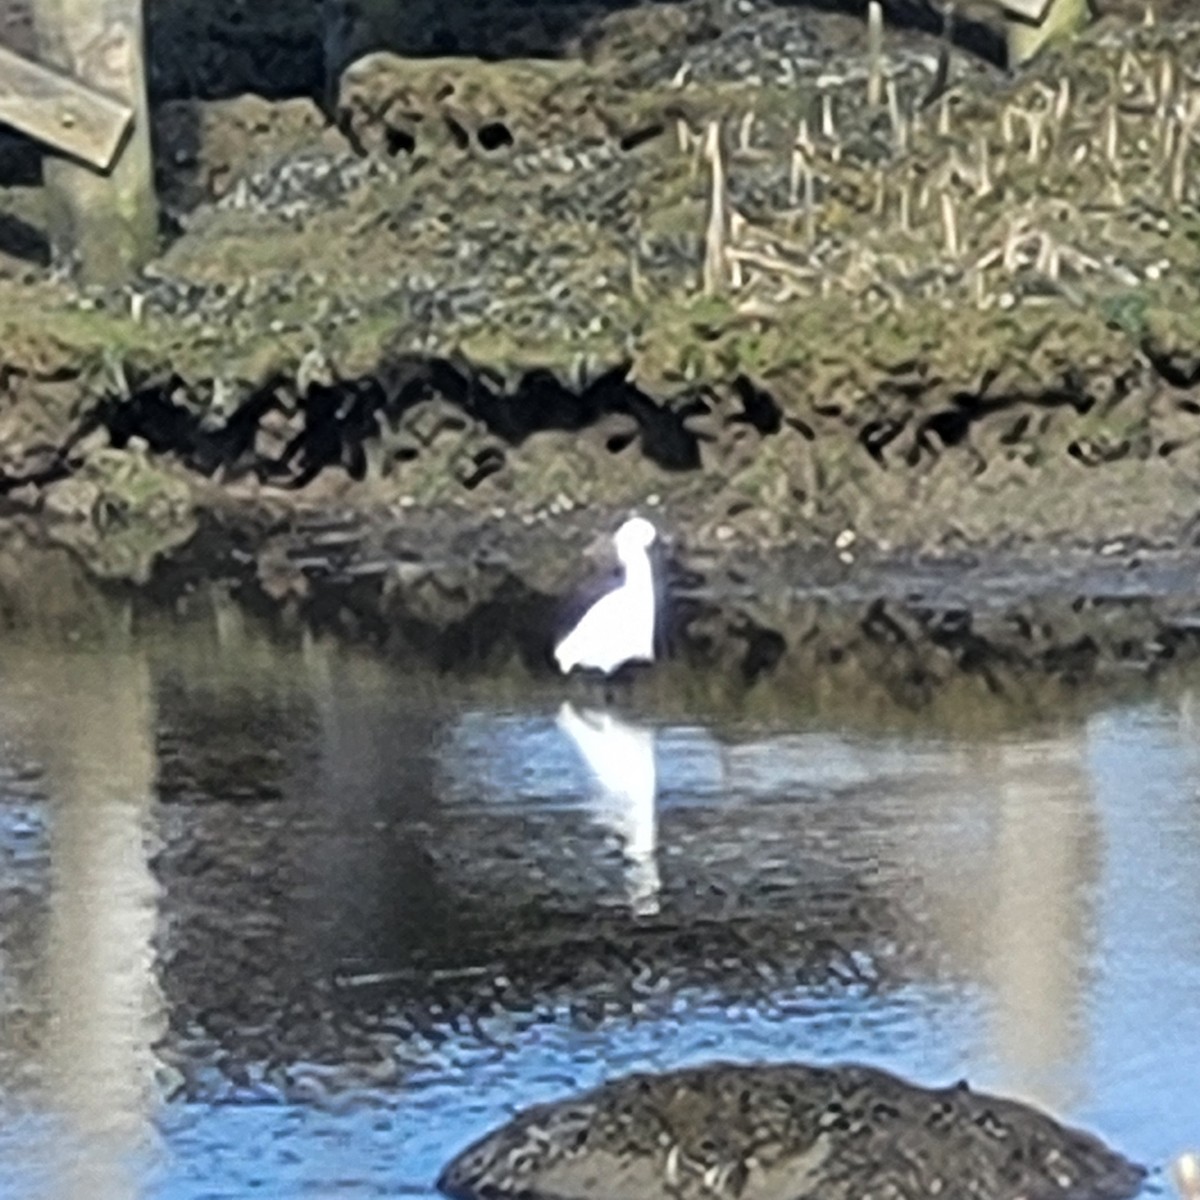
{"left": 31, "top": 0, "right": 157, "bottom": 282}
{"left": 0, "top": 43, "right": 133, "bottom": 169}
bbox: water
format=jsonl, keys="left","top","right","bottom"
{"left": 0, "top": 606, "right": 1198, "bottom": 1199}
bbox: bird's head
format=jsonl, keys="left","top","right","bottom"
{"left": 614, "top": 516, "right": 657, "bottom": 560}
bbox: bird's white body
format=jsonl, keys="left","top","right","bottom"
{"left": 553, "top": 517, "right": 658, "bottom": 676}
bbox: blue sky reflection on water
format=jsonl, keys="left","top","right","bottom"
{"left": 0, "top": 636, "right": 1198, "bottom": 1200}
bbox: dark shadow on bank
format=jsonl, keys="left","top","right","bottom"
{"left": 143, "top": 0, "right": 1006, "bottom": 105}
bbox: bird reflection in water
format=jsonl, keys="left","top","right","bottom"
{"left": 555, "top": 701, "right": 661, "bottom": 917}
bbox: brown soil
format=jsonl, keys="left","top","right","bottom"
{"left": 0, "top": 0, "right": 1199, "bottom": 596}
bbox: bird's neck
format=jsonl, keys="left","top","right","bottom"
{"left": 620, "top": 550, "right": 654, "bottom": 604}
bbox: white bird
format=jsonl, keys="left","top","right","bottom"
{"left": 553, "top": 516, "right": 659, "bottom": 677}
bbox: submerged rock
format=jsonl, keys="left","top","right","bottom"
{"left": 437, "top": 1061, "right": 1144, "bottom": 1200}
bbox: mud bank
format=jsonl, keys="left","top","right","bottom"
{"left": 9, "top": 504, "right": 1200, "bottom": 736}
{"left": 438, "top": 1062, "right": 1146, "bottom": 1200}
{"left": 1, "top": 2, "right": 1200, "bottom": 603}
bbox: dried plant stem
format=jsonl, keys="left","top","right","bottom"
{"left": 1001, "top": 104, "right": 1016, "bottom": 147}
{"left": 886, "top": 78, "right": 906, "bottom": 151}
{"left": 1035, "top": 233, "right": 1059, "bottom": 280}
{"left": 1054, "top": 78, "right": 1072, "bottom": 124}
{"left": 1169, "top": 100, "right": 1199, "bottom": 202}
{"left": 629, "top": 237, "right": 645, "bottom": 302}
{"left": 702, "top": 121, "right": 729, "bottom": 296}
{"left": 1026, "top": 110, "right": 1046, "bottom": 163}
{"left": 939, "top": 190, "right": 959, "bottom": 257}
{"left": 738, "top": 110, "right": 755, "bottom": 152}
{"left": 1103, "top": 104, "right": 1119, "bottom": 166}
{"left": 796, "top": 115, "right": 813, "bottom": 155}
{"left": 975, "top": 133, "right": 991, "bottom": 196}
{"left": 867, "top": 0, "right": 884, "bottom": 109}
{"left": 1157, "top": 54, "right": 1175, "bottom": 113}
{"left": 1002, "top": 223, "right": 1022, "bottom": 273}
{"left": 726, "top": 247, "right": 814, "bottom": 282}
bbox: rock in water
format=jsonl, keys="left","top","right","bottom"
{"left": 437, "top": 1061, "right": 1145, "bottom": 1200}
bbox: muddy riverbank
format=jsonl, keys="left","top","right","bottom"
{"left": 1, "top": 1, "right": 1200, "bottom": 605}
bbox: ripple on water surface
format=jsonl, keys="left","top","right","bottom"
{"left": 0, "top": 623, "right": 1198, "bottom": 1198}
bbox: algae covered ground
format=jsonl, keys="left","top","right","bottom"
{"left": 1, "top": 0, "right": 1200, "bottom": 588}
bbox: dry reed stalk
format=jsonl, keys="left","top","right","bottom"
{"left": 738, "top": 110, "right": 756, "bottom": 152}
{"left": 867, "top": 0, "right": 884, "bottom": 109}
{"left": 940, "top": 190, "right": 959, "bottom": 257}
{"left": 1035, "top": 232, "right": 1058, "bottom": 279}
{"left": 1157, "top": 54, "right": 1175, "bottom": 113}
{"left": 1026, "top": 110, "right": 1046, "bottom": 163}
{"left": 1103, "top": 104, "right": 1120, "bottom": 165}
{"left": 702, "top": 120, "right": 728, "bottom": 296}
{"left": 1054, "top": 78, "right": 1072, "bottom": 124}
{"left": 802, "top": 150, "right": 816, "bottom": 246}
{"left": 1002, "top": 223, "right": 1023, "bottom": 273}
{"left": 789, "top": 147, "right": 803, "bottom": 208}
{"left": 886, "top": 78, "right": 906, "bottom": 151}
{"left": 796, "top": 115, "right": 813, "bottom": 156}
{"left": 938, "top": 95, "right": 951, "bottom": 137}
{"left": 975, "top": 133, "right": 991, "bottom": 196}
{"left": 1169, "top": 97, "right": 1199, "bottom": 202}
{"left": 973, "top": 244, "right": 1002, "bottom": 271}
{"left": 1159, "top": 116, "right": 1177, "bottom": 172}
{"left": 629, "top": 244, "right": 644, "bottom": 302}
{"left": 726, "top": 246, "right": 814, "bottom": 282}
{"left": 820, "top": 91, "right": 835, "bottom": 139}
{"left": 898, "top": 174, "right": 911, "bottom": 233}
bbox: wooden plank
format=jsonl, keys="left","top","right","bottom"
{"left": 0, "top": 43, "right": 133, "bottom": 170}
{"left": 32, "top": 0, "right": 156, "bottom": 282}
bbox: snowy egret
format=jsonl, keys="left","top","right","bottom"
{"left": 553, "top": 516, "right": 658, "bottom": 677}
